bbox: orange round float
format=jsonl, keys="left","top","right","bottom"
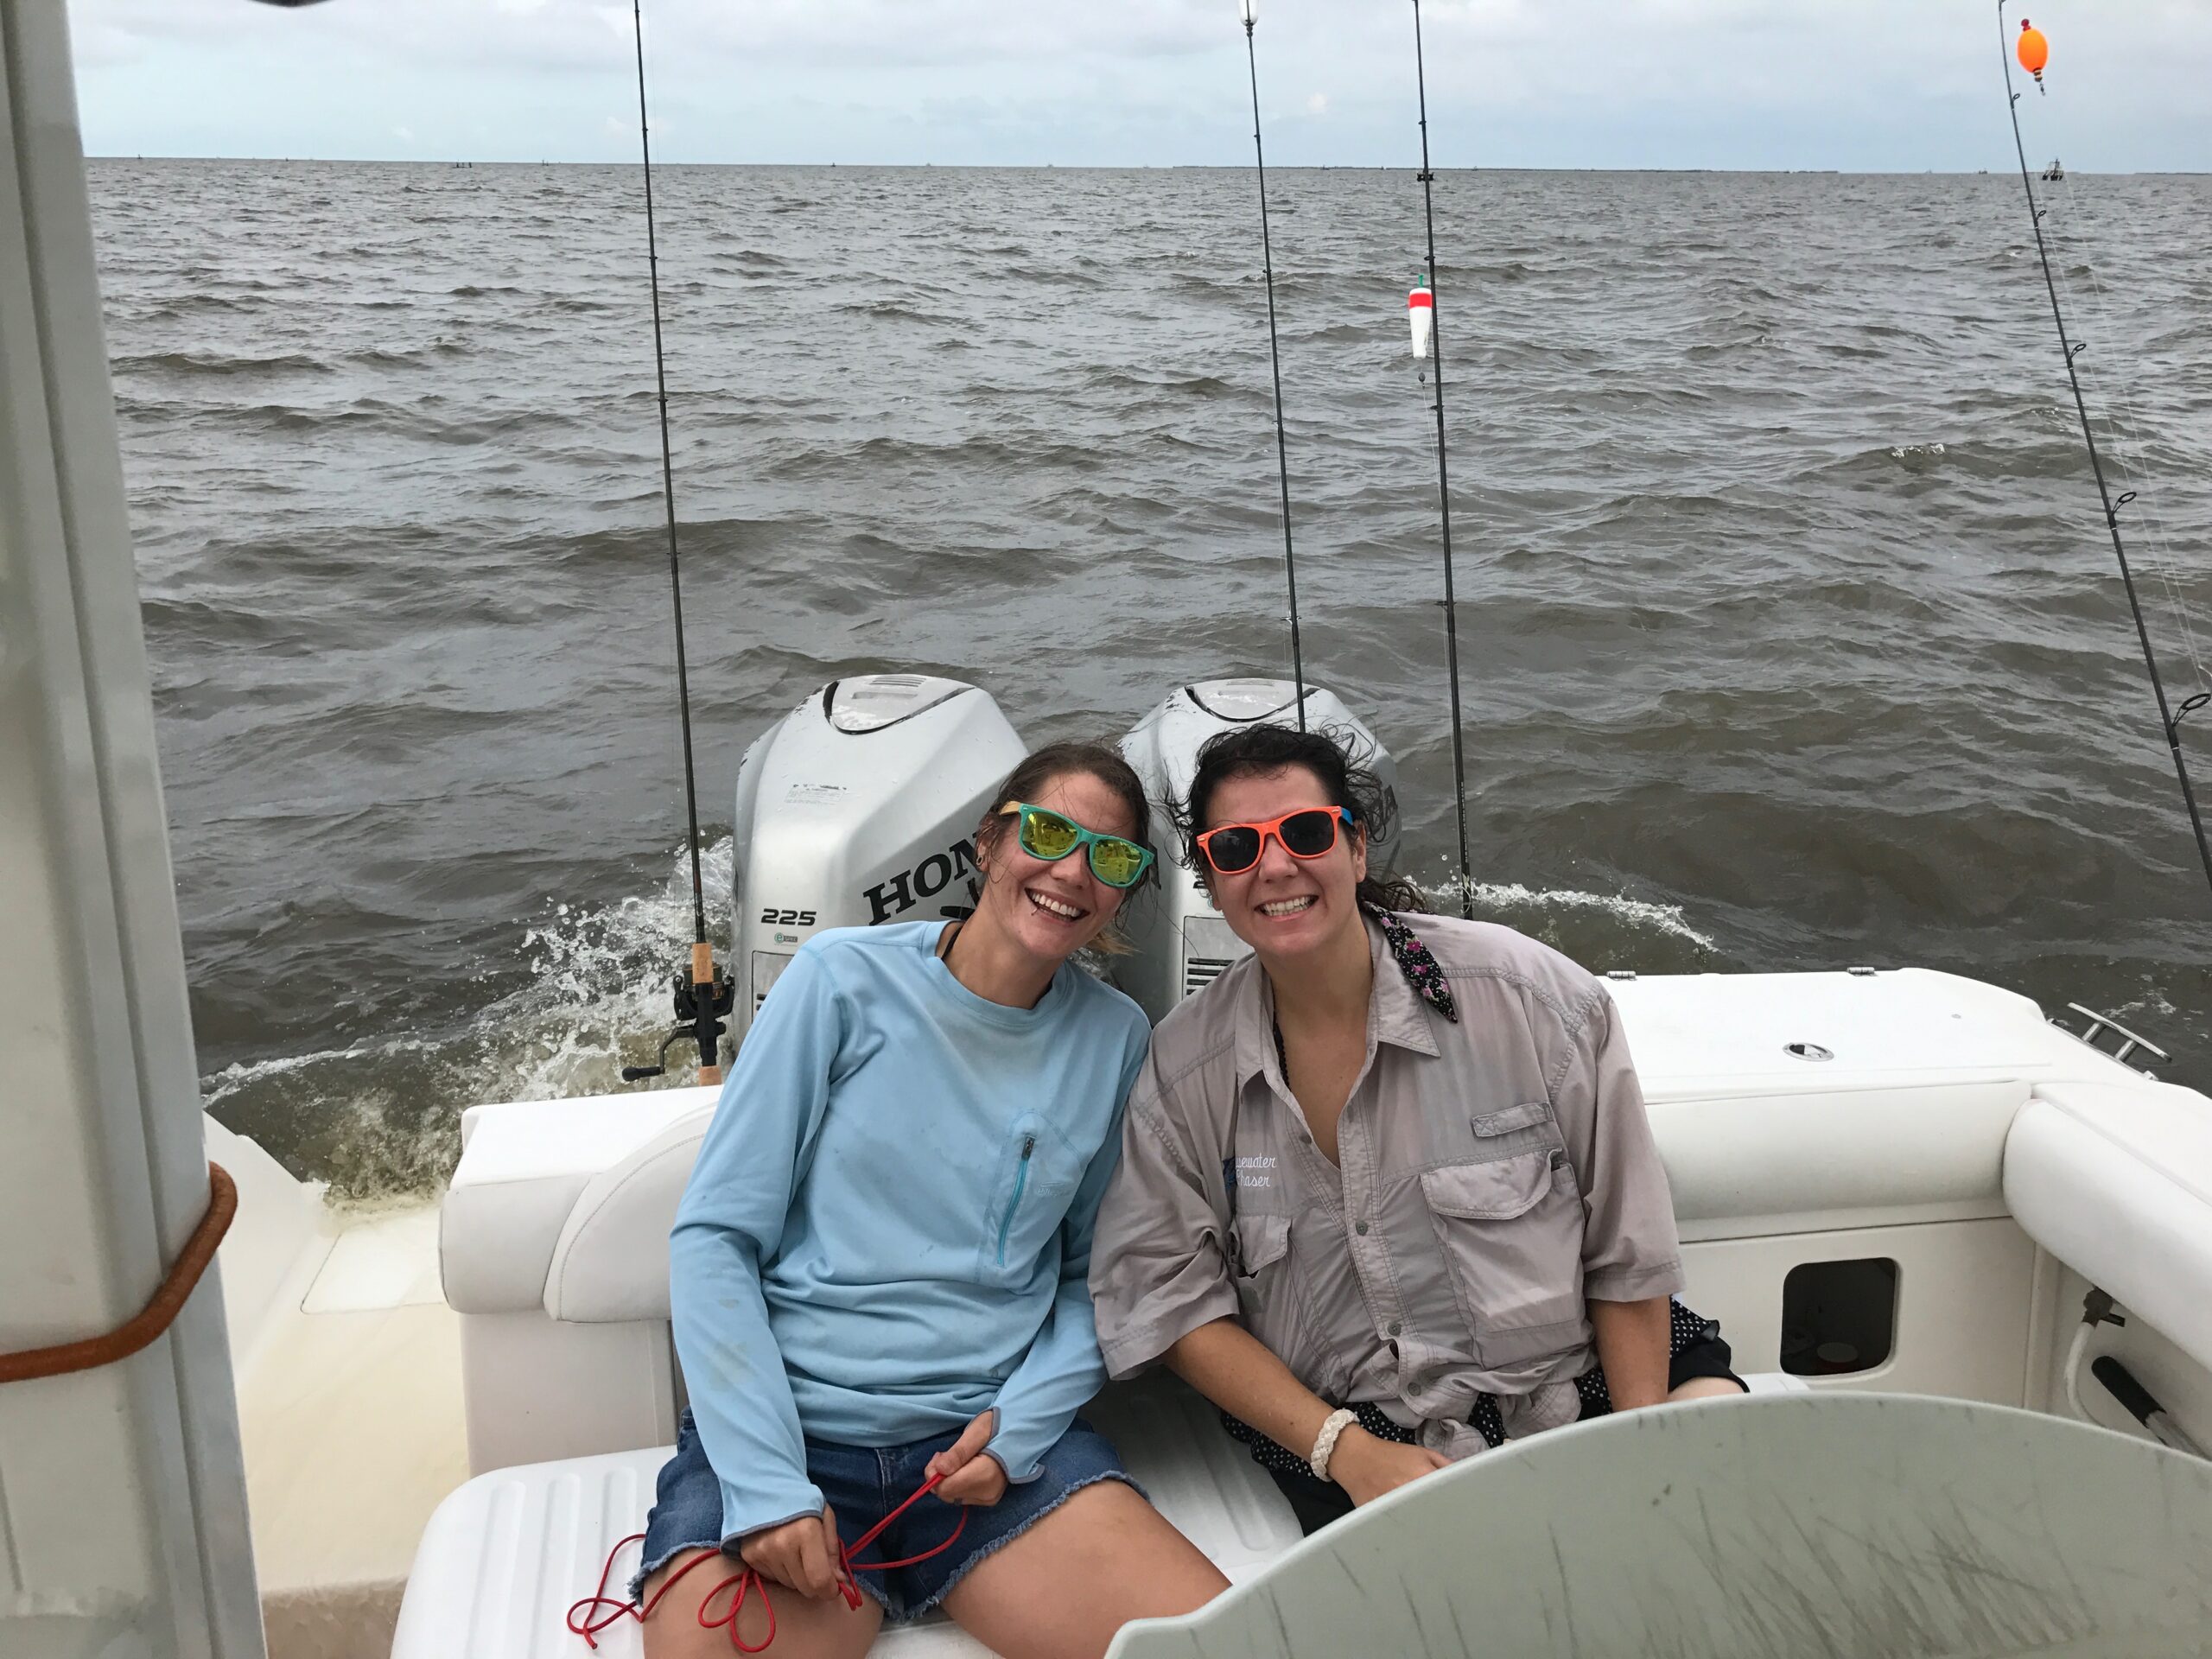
{"left": 2018, "top": 19, "right": 2050, "bottom": 84}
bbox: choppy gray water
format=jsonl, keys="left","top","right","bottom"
{"left": 89, "top": 160, "right": 2212, "bottom": 1199}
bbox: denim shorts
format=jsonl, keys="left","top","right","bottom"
{"left": 632, "top": 1412, "right": 1137, "bottom": 1622}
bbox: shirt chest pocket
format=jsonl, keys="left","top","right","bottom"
{"left": 980, "top": 1115, "right": 1084, "bottom": 1284}
{"left": 1419, "top": 1103, "right": 1586, "bottom": 1366}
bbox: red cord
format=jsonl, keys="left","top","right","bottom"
{"left": 567, "top": 1471, "right": 967, "bottom": 1652}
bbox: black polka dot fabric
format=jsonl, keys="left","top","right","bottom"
{"left": 1363, "top": 905, "right": 1459, "bottom": 1023}
{"left": 1223, "top": 1300, "right": 1733, "bottom": 1472}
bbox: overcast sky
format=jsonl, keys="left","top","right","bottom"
{"left": 67, "top": 0, "right": 2212, "bottom": 172}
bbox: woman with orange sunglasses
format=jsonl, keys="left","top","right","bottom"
{"left": 1090, "top": 724, "right": 1743, "bottom": 1535}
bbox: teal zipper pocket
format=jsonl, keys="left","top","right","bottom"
{"left": 995, "top": 1135, "right": 1037, "bottom": 1267}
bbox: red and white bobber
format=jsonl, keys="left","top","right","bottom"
{"left": 1408, "top": 276, "right": 1434, "bottom": 361}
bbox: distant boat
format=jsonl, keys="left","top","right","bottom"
{"left": 2044, "top": 157, "right": 2065, "bottom": 181}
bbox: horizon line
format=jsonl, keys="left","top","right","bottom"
{"left": 83, "top": 155, "right": 2202, "bottom": 177}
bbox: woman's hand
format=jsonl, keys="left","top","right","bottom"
{"left": 1329, "top": 1427, "right": 1450, "bottom": 1507}
{"left": 925, "top": 1410, "right": 1009, "bottom": 1507}
{"left": 740, "top": 1504, "right": 844, "bottom": 1599}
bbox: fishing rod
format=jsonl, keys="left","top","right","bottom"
{"left": 621, "top": 0, "right": 732, "bottom": 1086}
{"left": 1238, "top": 0, "right": 1307, "bottom": 731}
{"left": 1996, "top": 5, "right": 2212, "bottom": 909}
{"left": 1408, "top": 0, "right": 1474, "bottom": 919}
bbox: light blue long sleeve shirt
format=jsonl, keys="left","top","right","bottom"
{"left": 669, "top": 921, "right": 1151, "bottom": 1544}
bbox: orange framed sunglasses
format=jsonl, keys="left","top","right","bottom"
{"left": 1194, "top": 806, "right": 1354, "bottom": 875}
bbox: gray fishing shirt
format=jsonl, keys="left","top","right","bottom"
{"left": 1090, "top": 912, "right": 1684, "bottom": 1457}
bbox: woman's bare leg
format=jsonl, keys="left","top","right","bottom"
{"left": 640, "top": 1549, "right": 882, "bottom": 1659}
{"left": 1669, "top": 1376, "right": 1749, "bottom": 1402}
{"left": 940, "top": 1482, "right": 1227, "bottom": 1659}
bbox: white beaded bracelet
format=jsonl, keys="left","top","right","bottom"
{"left": 1309, "top": 1407, "right": 1360, "bottom": 1482}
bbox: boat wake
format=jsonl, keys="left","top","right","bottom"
{"left": 1421, "top": 862, "right": 1720, "bottom": 975}
{"left": 1465, "top": 879, "right": 1717, "bottom": 954}
{"left": 202, "top": 838, "right": 736, "bottom": 1204}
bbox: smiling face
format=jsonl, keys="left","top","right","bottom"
{"left": 1199, "top": 765, "right": 1367, "bottom": 963}
{"left": 971, "top": 768, "right": 1139, "bottom": 966}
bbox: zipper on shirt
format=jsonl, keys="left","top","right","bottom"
{"left": 995, "top": 1135, "right": 1037, "bottom": 1266}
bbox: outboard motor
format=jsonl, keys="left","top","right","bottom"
{"left": 730, "top": 674, "right": 1027, "bottom": 1039}
{"left": 1116, "top": 679, "right": 1403, "bottom": 1024}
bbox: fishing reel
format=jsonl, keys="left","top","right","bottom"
{"left": 622, "top": 954, "right": 735, "bottom": 1084}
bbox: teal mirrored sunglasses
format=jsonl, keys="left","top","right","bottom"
{"left": 998, "top": 803, "right": 1155, "bottom": 889}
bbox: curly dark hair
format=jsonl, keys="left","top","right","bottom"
{"left": 1172, "top": 723, "right": 1427, "bottom": 914}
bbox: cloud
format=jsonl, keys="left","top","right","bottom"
{"left": 61, "top": 0, "right": 2212, "bottom": 169}
{"left": 70, "top": 0, "right": 1224, "bottom": 75}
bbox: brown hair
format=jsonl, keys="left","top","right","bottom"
{"left": 968, "top": 741, "right": 1160, "bottom": 952}
{"left": 1173, "top": 723, "right": 1427, "bottom": 914}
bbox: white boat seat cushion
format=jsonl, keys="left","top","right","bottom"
{"left": 1648, "top": 1081, "right": 2025, "bottom": 1230}
{"left": 439, "top": 1090, "right": 715, "bottom": 1317}
{"left": 545, "top": 1108, "right": 714, "bottom": 1324}
{"left": 2005, "top": 1078, "right": 2212, "bottom": 1373}
{"left": 391, "top": 1375, "right": 1302, "bottom": 1658}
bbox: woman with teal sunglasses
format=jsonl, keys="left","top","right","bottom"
{"left": 642, "top": 741, "right": 1226, "bottom": 1659}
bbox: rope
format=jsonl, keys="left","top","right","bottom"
{"left": 0, "top": 1162, "right": 236, "bottom": 1386}
{"left": 568, "top": 1471, "right": 966, "bottom": 1652}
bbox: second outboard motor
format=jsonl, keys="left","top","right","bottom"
{"left": 730, "top": 674, "right": 1027, "bottom": 1039}
{"left": 1116, "top": 678, "right": 1402, "bottom": 1024}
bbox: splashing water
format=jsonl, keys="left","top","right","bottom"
{"left": 1467, "top": 880, "right": 1718, "bottom": 955}
{"left": 1419, "top": 856, "right": 1719, "bottom": 974}
{"left": 203, "top": 837, "right": 734, "bottom": 1204}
